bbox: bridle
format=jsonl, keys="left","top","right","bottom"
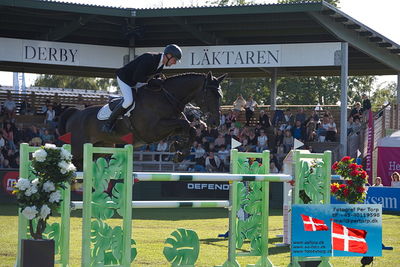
{"left": 197, "top": 78, "right": 221, "bottom": 121}
{"left": 159, "top": 75, "right": 220, "bottom": 122}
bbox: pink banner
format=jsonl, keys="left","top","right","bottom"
{"left": 366, "top": 110, "right": 374, "bottom": 184}
{"left": 377, "top": 147, "right": 400, "bottom": 186}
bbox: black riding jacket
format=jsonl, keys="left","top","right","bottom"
{"left": 116, "top": 52, "right": 164, "bottom": 87}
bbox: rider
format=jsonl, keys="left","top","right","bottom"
{"left": 101, "top": 44, "right": 182, "bottom": 133}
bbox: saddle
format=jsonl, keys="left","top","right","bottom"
{"left": 97, "top": 77, "right": 165, "bottom": 121}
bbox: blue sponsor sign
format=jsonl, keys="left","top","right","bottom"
{"left": 292, "top": 204, "right": 382, "bottom": 257}
{"left": 365, "top": 187, "right": 399, "bottom": 212}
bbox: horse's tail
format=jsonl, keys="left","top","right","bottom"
{"left": 58, "top": 107, "right": 79, "bottom": 135}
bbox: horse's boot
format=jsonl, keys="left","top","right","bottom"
{"left": 101, "top": 102, "right": 126, "bottom": 133}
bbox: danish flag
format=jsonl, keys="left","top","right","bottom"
{"left": 332, "top": 222, "right": 368, "bottom": 254}
{"left": 300, "top": 214, "right": 328, "bottom": 231}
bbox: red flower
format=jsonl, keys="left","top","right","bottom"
{"left": 350, "top": 170, "right": 360, "bottom": 177}
{"left": 345, "top": 179, "right": 353, "bottom": 185}
{"left": 331, "top": 184, "right": 339, "bottom": 193}
{"left": 339, "top": 184, "right": 347, "bottom": 189}
{"left": 357, "top": 164, "right": 363, "bottom": 169}
{"left": 341, "top": 156, "right": 351, "bottom": 162}
{"left": 332, "top": 162, "right": 339, "bottom": 170}
{"left": 360, "top": 171, "right": 367, "bottom": 179}
{"left": 349, "top": 163, "right": 358, "bottom": 170}
{"left": 343, "top": 188, "right": 349, "bottom": 196}
{"left": 357, "top": 187, "right": 365, "bottom": 193}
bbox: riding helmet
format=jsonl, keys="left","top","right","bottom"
{"left": 164, "top": 44, "right": 182, "bottom": 60}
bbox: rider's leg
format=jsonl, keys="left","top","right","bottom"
{"left": 118, "top": 77, "right": 134, "bottom": 109}
{"left": 101, "top": 77, "right": 132, "bottom": 133}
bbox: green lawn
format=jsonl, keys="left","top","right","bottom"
{"left": 1, "top": 204, "right": 399, "bottom": 267}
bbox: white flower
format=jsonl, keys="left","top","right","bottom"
{"left": 24, "top": 184, "right": 38, "bottom": 197}
{"left": 32, "top": 149, "right": 47, "bottom": 162}
{"left": 67, "top": 163, "right": 76, "bottom": 172}
{"left": 15, "top": 178, "right": 30, "bottom": 190}
{"left": 39, "top": 205, "right": 51, "bottom": 219}
{"left": 60, "top": 148, "right": 72, "bottom": 160}
{"left": 31, "top": 178, "right": 39, "bottom": 186}
{"left": 43, "top": 181, "right": 55, "bottom": 192}
{"left": 58, "top": 161, "right": 69, "bottom": 174}
{"left": 22, "top": 206, "right": 38, "bottom": 220}
{"left": 49, "top": 190, "right": 61, "bottom": 203}
{"left": 44, "top": 143, "right": 57, "bottom": 149}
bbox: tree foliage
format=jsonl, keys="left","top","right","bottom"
{"left": 220, "top": 77, "right": 271, "bottom": 105}
{"left": 278, "top": 0, "right": 340, "bottom": 7}
{"left": 34, "top": 74, "right": 116, "bottom": 91}
{"left": 206, "top": 0, "right": 254, "bottom": 6}
{"left": 220, "top": 75, "right": 376, "bottom": 107}
{"left": 371, "top": 82, "right": 397, "bottom": 110}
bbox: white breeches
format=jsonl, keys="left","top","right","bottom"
{"left": 117, "top": 77, "right": 134, "bottom": 108}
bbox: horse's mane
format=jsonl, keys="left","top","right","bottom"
{"left": 165, "top": 72, "right": 205, "bottom": 82}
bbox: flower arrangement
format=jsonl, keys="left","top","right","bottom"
{"left": 330, "top": 156, "right": 368, "bottom": 204}
{"left": 13, "top": 144, "right": 76, "bottom": 239}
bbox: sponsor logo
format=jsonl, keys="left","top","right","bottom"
{"left": 2, "top": 171, "right": 19, "bottom": 195}
{"left": 388, "top": 161, "right": 400, "bottom": 171}
{"left": 366, "top": 196, "right": 398, "bottom": 209}
{"left": 187, "top": 183, "right": 229, "bottom": 191}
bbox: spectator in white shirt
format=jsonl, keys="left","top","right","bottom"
{"left": 45, "top": 104, "right": 57, "bottom": 129}
{"left": 256, "top": 129, "right": 268, "bottom": 152}
{"left": 0, "top": 132, "right": 5, "bottom": 149}
{"left": 232, "top": 95, "right": 246, "bottom": 117}
{"left": 3, "top": 95, "right": 16, "bottom": 120}
{"left": 373, "top": 177, "right": 384, "bottom": 187}
{"left": 245, "top": 96, "right": 258, "bottom": 126}
{"left": 156, "top": 140, "right": 169, "bottom": 161}
{"left": 205, "top": 152, "right": 222, "bottom": 172}
{"left": 156, "top": 140, "right": 168, "bottom": 152}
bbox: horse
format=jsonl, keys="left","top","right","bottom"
{"left": 58, "top": 72, "right": 226, "bottom": 166}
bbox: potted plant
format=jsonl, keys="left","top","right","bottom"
{"left": 14, "top": 144, "right": 76, "bottom": 267}
{"left": 330, "top": 156, "right": 368, "bottom": 204}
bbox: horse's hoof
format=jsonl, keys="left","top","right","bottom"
{"left": 173, "top": 152, "right": 184, "bottom": 163}
{"left": 169, "top": 141, "right": 180, "bottom": 152}
{"left": 172, "top": 155, "right": 180, "bottom": 163}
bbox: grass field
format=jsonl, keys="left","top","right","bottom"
{"left": 0, "top": 204, "right": 399, "bottom": 267}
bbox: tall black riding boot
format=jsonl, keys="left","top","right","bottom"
{"left": 101, "top": 102, "right": 126, "bottom": 133}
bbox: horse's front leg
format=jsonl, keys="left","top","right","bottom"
{"left": 156, "top": 119, "right": 196, "bottom": 162}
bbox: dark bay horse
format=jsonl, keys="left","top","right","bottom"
{"left": 58, "top": 72, "right": 226, "bottom": 165}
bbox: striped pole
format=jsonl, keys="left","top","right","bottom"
{"left": 71, "top": 200, "right": 229, "bottom": 210}
{"left": 75, "top": 171, "right": 293, "bottom": 182}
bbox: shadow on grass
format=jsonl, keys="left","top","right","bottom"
{"left": 1, "top": 203, "right": 283, "bottom": 221}
{"left": 200, "top": 237, "right": 290, "bottom": 255}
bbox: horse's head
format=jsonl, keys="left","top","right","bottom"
{"left": 195, "top": 72, "right": 226, "bottom": 128}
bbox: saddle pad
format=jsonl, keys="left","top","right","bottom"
{"left": 97, "top": 104, "right": 112, "bottom": 120}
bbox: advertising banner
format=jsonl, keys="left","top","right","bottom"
{"left": 366, "top": 110, "right": 374, "bottom": 184}
{"left": 292, "top": 204, "right": 382, "bottom": 257}
{"left": 377, "top": 147, "right": 400, "bottom": 186}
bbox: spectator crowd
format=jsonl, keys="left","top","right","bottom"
{"left": 0, "top": 94, "right": 65, "bottom": 169}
